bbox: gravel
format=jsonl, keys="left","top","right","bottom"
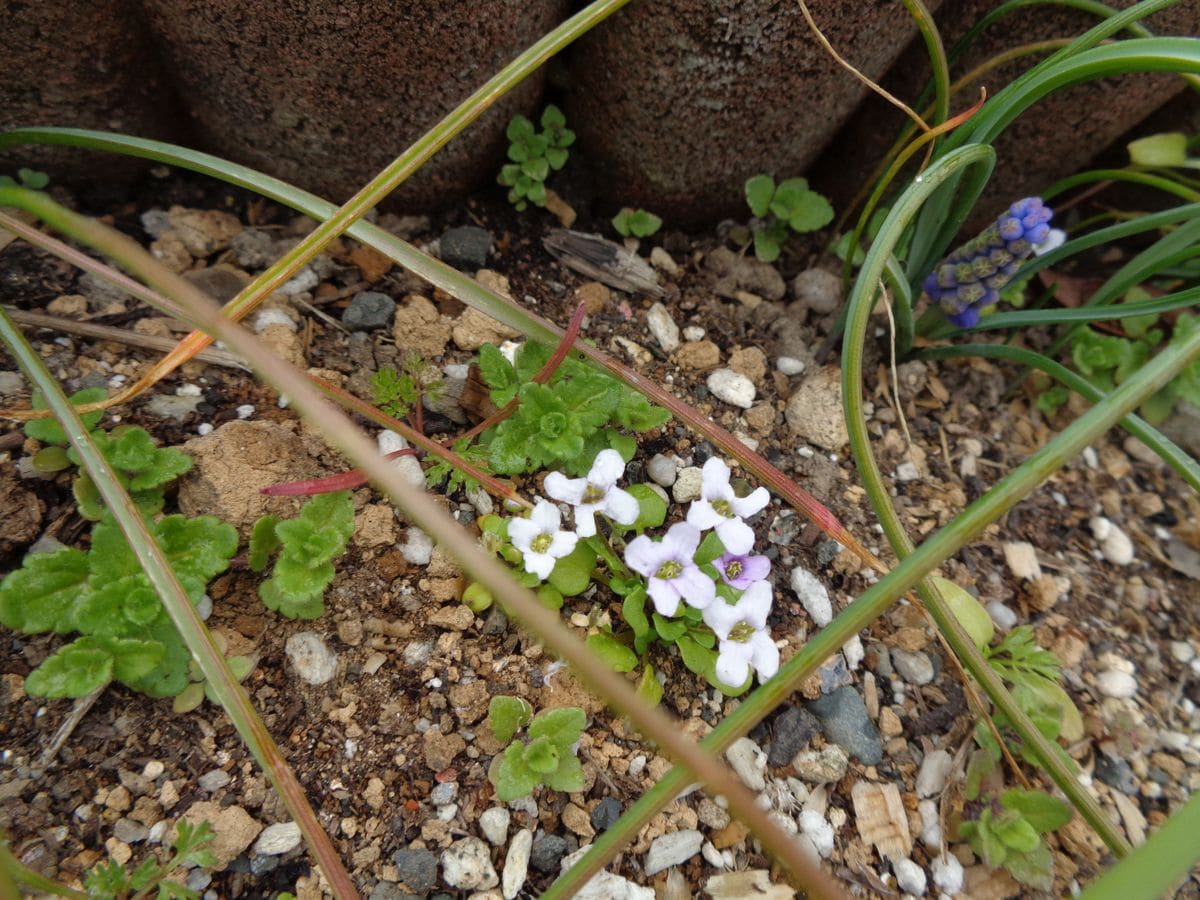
{"left": 647, "top": 302, "right": 680, "bottom": 352}
{"left": 591, "top": 796, "right": 622, "bottom": 833}
{"left": 502, "top": 828, "right": 532, "bottom": 900}
{"left": 343, "top": 290, "right": 396, "bottom": 331}
{"left": 643, "top": 830, "right": 703, "bottom": 876}
{"left": 790, "top": 566, "right": 833, "bottom": 627}
{"left": 530, "top": 833, "right": 569, "bottom": 873}
{"left": 393, "top": 847, "right": 438, "bottom": 894}
{"left": 767, "top": 706, "right": 821, "bottom": 767}
{"left": 479, "top": 807, "right": 510, "bottom": 846}
{"left": 706, "top": 368, "right": 756, "bottom": 408}
{"left": 284, "top": 632, "right": 338, "bottom": 685}
{"left": 439, "top": 226, "right": 492, "bottom": 271}
{"left": 254, "top": 822, "right": 302, "bottom": 856}
{"left": 724, "top": 737, "right": 767, "bottom": 791}
{"left": 807, "top": 687, "right": 883, "bottom": 765}
{"left": 441, "top": 837, "right": 497, "bottom": 890}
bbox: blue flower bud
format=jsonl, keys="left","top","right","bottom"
{"left": 923, "top": 197, "right": 1055, "bottom": 328}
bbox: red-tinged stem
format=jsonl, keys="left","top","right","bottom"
{"left": 445, "top": 301, "right": 587, "bottom": 447}
{"left": 261, "top": 448, "right": 419, "bottom": 495}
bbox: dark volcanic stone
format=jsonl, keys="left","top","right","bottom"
{"left": 439, "top": 226, "right": 493, "bottom": 271}
{"left": 806, "top": 686, "right": 883, "bottom": 766}
{"left": 591, "top": 796, "right": 623, "bottom": 833}
{"left": 768, "top": 706, "right": 821, "bottom": 767}
{"left": 344, "top": 290, "right": 396, "bottom": 331}
{"left": 392, "top": 847, "right": 438, "bottom": 895}
{"left": 1094, "top": 753, "right": 1137, "bottom": 795}
{"left": 530, "top": 833, "right": 569, "bottom": 873}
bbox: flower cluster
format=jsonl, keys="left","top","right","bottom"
{"left": 624, "top": 458, "right": 778, "bottom": 686}
{"left": 502, "top": 453, "right": 780, "bottom": 688}
{"left": 924, "top": 197, "right": 1059, "bottom": 328}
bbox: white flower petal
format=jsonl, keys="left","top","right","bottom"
{"left": 674, "top": 564, "right": 716, "bottom": 610}
{"left": 529, "top": 499, "right": 562, "bottom": 532}
{"left": 624, "top": 535, "right": 663, "bottom": 577}
{"left": 546, "top": 530, "right": 578, "bottom": 559}
{"left": 507, "top": 518, "right": 540, "bottom": 552}
{"left": 647, "top": 578, "right": 682, "bottom": 617}
{"left": 739, "top": 580, "right": 774, "bottom": 630}
{"left": 700, "top": 457, "right": 732, "bottom": 497}
{"left": 730, "top": 485, "right": 770, "bottom": 518}
{"left": 588, "top": 448, "right": 626, "bottom": 487}
{"left": 687, "top": 500, "right": 727, "bottom": 530}
{"left": 703, "top": 598, "right": 743, "bottom": 640}
{"left": 715, "top": 641, "right": 752, "bottom": 687}
{"left": 603, "top": 487, "right": 640, "bottom": 526}
{"left": 544, "top": 472, "right": 587, "bottom": 505}
{"left": 750, "top": 631, "right": 780, "bottom": 680}
{"left": 716, "top": 517, "right": 755, "bottom": 555}
{"left": 573, "top": 506, "right": 599, "bottom": 538}
{"left": 524, "top": 551, "right": 556, "bottom": 580}
{"left": 661, "top": 521, "right": 701, "bottom": 559}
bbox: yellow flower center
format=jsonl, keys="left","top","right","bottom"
{"left": 531, "top": 533, "right": 552, "bottom": 553}
{"left": 656, "top": 560, "right": 682, "bottom": 580}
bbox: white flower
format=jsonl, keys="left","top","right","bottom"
{"left": 705, "top": 580, "right": 779, "bottom": 686}
{"left": 544, "top": 449, "right": 640, "bottom": 538}
{"left": 702, "top": 579, "right": 772, "bottom": 638}
{"left": 507, "top": 500, "right": 578, "bottom": 580}
{"left": 624, "top": 522, "right": 715, "bottom": 616}
{"left": 686, "top": 457, "right": 770, "bottom": 555}
{"left": 1033, "top": 227, "right": 1067, "bottom": 256}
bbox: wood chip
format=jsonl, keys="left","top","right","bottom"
{"left": 705, "top": 869, "right": 795, "bottom": 900}
{"left": 1003, "top": 541, "right": 1042, "bottom": 580}
{"left": 851, "top": 781, "right": 911, "bottom": 861}
{"left": 542, "top": 229, "right": 662, "bottom": 296}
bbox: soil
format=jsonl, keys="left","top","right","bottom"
{"left": 1, "top": 171, "right": 1198, "bottom": 900}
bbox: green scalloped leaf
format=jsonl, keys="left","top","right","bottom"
{"left": 0, "top": 547, "right": 88, "bottom": 634}
{"left": 25, "top": 638, "right": 114, "bottom": 697}
{"left": 23, "top": 387, "right": 107, "bottom": 445}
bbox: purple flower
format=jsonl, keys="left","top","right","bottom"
{"left": 715, "top": 552, "right": 771, "bottom": 589}
{"left": 924, "top": 197, "right": 1057, "bottom": 328}
{"left": 686, "top": 457, "right": 770, "bottom": 555}
{"left": 624, "top": 522, "right": 716, "bottom": 617}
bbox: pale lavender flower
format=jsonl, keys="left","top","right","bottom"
{"left": 715, "top": 552, "right": 771, "bottom": 589}
{"left": 544, "top": 448, "right": 639, "bottom": 538}
{"left": 624, "top": 522, "right": 715, "bottom": 617}
{"left": 686, "top": 457, "right": 770, "bottom": 555}
{"left": 507, "top": 500, "right": 578, "bottom": 581}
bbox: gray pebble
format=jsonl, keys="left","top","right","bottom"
{"left": 791, "top": 744, "right": 849, "bottom": 784}
{"left": 284, "top": 632, "right": 338, "bottom": 685}
{"left": 530, "top": 833, "right": 568, "bottom": 873}
{"left": 430, "top": 781, "right": 458, "bottom": 806}
{"left": 1094, "top": 753, "right": 1137, "bottom": 794}
{"left": 479, "top": 807, "right": 510, "bottom": 846}
{"left": 646, "top": 453, "right": 678, "bottom": 488}
{"left": 791, "top": 269, "right": 841, "bottom": 314}
{"left": 591, "top": 797, "right": 622, "bottom": 833}
{"left": 393, "top": 847, "right": 439, "bottom": 894}
{"left": 644, "top": 830, "right": 703, "bottom": 876}
{"left": 198, "top": 769, "right": 231, "bottom": 792}
{"left": 254, "top": 822, "right": 302, "bottom": 856}
{"left": 892, "top": 648, "right": 935, "bottom": 686}
{"left": 672, "top": 466, "right": 703, "bottom": 503}
{"left": 807, "top": 686, "right": 883, "bottom": 765}
{"left": 112, "top": 818, "right": 148, "bottom": 843}
{"left": 343, "top": 291, "right": 396, "bottom": 331}
{"left": 439, "top": 226, "right": 492, "bottom": 271}
{"left": 768, "top": 706, "right": 821, "bottom": 767}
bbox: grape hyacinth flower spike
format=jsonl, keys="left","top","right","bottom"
{"left": 508, "top": 499, "right": 578, "bottom": 580}
{"left": 924, "top": 197, "right": 1056, "bottom": 328}
{"left": 544, "top": 448, "right": 639, "bottom": 537}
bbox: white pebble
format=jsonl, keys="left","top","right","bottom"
{"left": 284, "top": 632, "right": 338, "bottom": 685}
{"left": 798, "top": 809, "right": 834, "bottom": 858}
{"left": 236, "top": 404, "right": 255, "bottom": 419}
{"left": 895, "top": 461, "right": 920, "bottom": 482}
{"left": 986, "top": 601, "right": 1018, "bottom": 631}
{"left": 893, "top": 858, "right": 927, "bottom": 896}
{"left": 628, "top": 755, "right": 646, "bottom": 777}
{"left": 254, "top": 308, "right": 297, "bottom": 333}
{"left": 176, "top": 383, "right": 202, "bottom": 397}
{"left": 931, "top": 853, "right": 964, "bottom": 895}
{"left": 501, "top": 828, "right": 531, "bottom": 900}
{"left": 280, "top": 266, "right": 318, "bottom": 296}
{"left": 706, "top": 368, "right": 756, "bottom": 409}
{"left": 682, "top": 325, "right": 706, "bottom": 342}
{"left": 916, "top": 749, "right": 954, "bottom": 798}
{"left": 918, "top": 799, "right": 941, "bottom": 848}
{"left": 646, "top": 302, "right": 680, "bottom": 353}
{"left": 499, "top": 340, "right": 521, "bottom": 364}
{"left": 777, "top": 356, "right": 805, "bottom": 376}
{"left": 790, "top": 566, "right": 832, "bottom": 627}
{"left": 724, "top": 737, "right": 766, "bottom": 791}
{"left": 646, "top": 453, "right": 679, "bottom": 488}
{"left": 253, "top": 822, "right": 301, "bottom": 856}
{"left": 378, "top": 430, "right": 426, "bottom": 489}
{"left": 1170, "top": 642, "right": 1195, "bottom": 663}
{"left": 842, "top": 635, "right": 864, "bottom": 670}
{"left": 644, "top": 830, "right": 703, "bottom": 876}
{"left": 672, "top": 466, "right": 703, "bottom": 503}
{"left": 479, "top": 807, "right": 510, "bottom": 846}
{"left": 400, "top": 527, "right": 434, "bottom": 566}
{"left": 701, "top": 840, "right": 725, "bottom": 868}
{"left": 1090, "top": 516, "right": 1134, "bottom": 566}
{"left": 1096, "top": 669, "right": 1138, "bottom": 699}
{"left": 196, "top": 422, "right": 214, "bottom": 436}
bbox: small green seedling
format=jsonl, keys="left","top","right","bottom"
{"left": 498, "top": 104, "right": 575, "bottom": 211}
{"left": 958, "top": 788, "right": 1073, "bottom": 892}
{"left": 0, "top": 513, "right": 238, "bottom": 699}
{"left": 0, "top": 167, "right": 50, "bottom": 190}
{"left": 744, "top": 174, "right": 834, "bottom": 262}
{"left": 250, "top": 490, "right": 355, "bottom": 619}
{"left": 371, "top": 354, "right": 444, "bottom": 422}
{"left": 612, "top": 207, "right": 663, "bottom": 239}
{"left": 487, "top": 696, "right": 586, "bottom": 801}
{"left": 475, "top": 339, "right": 669, "bottom": 476}
{"left": 25, "top": 388, "right": 193, "bottom": 520}
{"left": 84, "top": 819, "right": 216, "bottom": 900}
